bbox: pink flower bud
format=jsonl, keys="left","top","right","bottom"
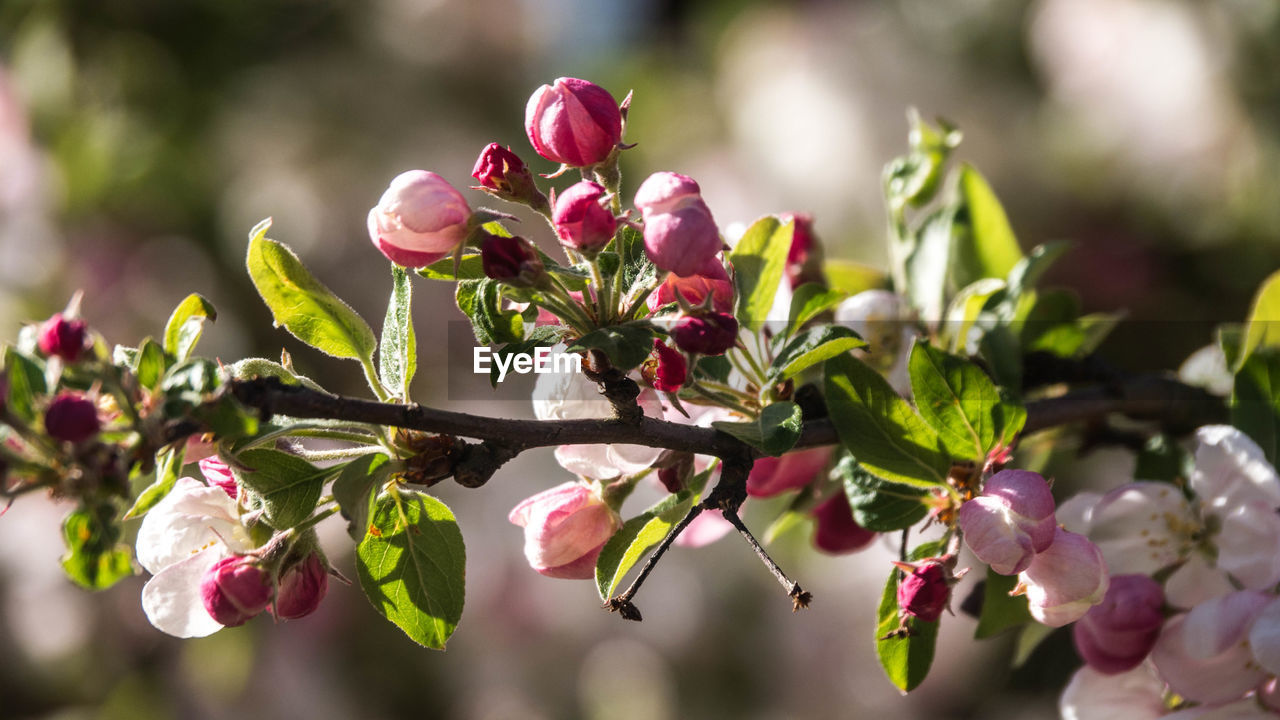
{"left": 746, "top": 446, "right": 831, "bottom": 498}
{"left": 367, "top": 170, "right": 471, "bottom": 268}
{"left": 198, "top": 457, "right": 238, "bottom": 499}
{"left": 200, "top": 555, "right": 273, "bottom": 627}
{"left": 670, "top": 312, "right": 738, "bottom": 356}
{"left": 648, "top": 256, "right": 734, "bottom": 314}
{"left": 273, "top": 552, "right": 329, "bottom": 620}
{"left": 37, "top": 313, "right": 87, "bottom": 362}
{"left": 480, "top": 233, "right": 545, "bottom": 287}
{"left": 552, "top": 181, "right": 616, "bottom": 253}
{"left": 44, "top": 393, "right": 100, "bottom": 443}
{"left": 896, "top": 558, "right": 952, "bottom": 622}
{"left": 1020, "top": 528, "right": 1110, "bottom": 627}
{"left": 471, "top": 143, "right": 528, "bottom": 193}
{"left": 1072, "top": 574, "right": 1165, "bottom": 674}
{"left": 641, "top": 339, "right": 687, "bottom": 393}
{"left": 634, "top": 172, "right": 723, "bottom": 277}
{"left": 958, "top": 469, "right": 1057, "bottom": 575}
{"left": 524, "top": 78, "right": 622, "bottom": 167}
{"left": 811, "top": 492, "right": 876, "bottom": 554}
{"left": 780, "top": 212, "right": 823, "bottom": 290}
{"left": 508, "top": 481, "right": 621, "bottom": 579}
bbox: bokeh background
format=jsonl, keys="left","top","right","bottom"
{"left": 2, "top": 1, "right": 1279, "bottom": 718}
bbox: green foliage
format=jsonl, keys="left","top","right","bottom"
{"left": 952, "top": 164, "right": 1024, "bottom": 288}
{"left": 1233, "top": 349, "right": 1280, "bottom": 464}
{"left": 455, "top": 278, "right": 522, "bottom": 346}
{"left": 824, "top": 354, "right": 949, "bottom": 488}
{"left": 245, "top": 219, "right": 377, "bottom": 362}
{"left": 333, "top": 453, "right": 391, "bottom": 542}
{"left": 876, "top": 540, "right": 947, "bottom": 692}
{"left": 787, "top": 283, "right": 847, "bottom": 334}
{"left": 882, "top": 110, "right": 960, "bottom": 211}
{"left": 3, "top": 346, "right": 46, "bottom": 423}
{"left": 134, "top": 338, "right": 168, "bottom": 390}
{"left": 836, "top": 455, "right": 928, "bottom": 532}
{"left": 379, "top": 266, "right": 417, "bottom": 399}
{"left": 712, "top": 401, "right": 804, "bottom": 456}
{"left": 595, "top": 472, "right": 709, "bottom": 602}
{"left": 61, "top": 502, "right": 134, "bottom": 591}
{"left": 357, "top": 489, "right": 465, "bottom": 650}
{"left": 123, "top": 445, "right": 184, "bottom": 520}
{"left": 974, "top": 569, "right": 1032, "bottom": 639}
{"left": 163, "top": 293, "right": 216, "bottom": 362}
{"left": 823, "top": 260, "right": 886, "bottom": 297}
{"left": 567, "top": 325, "right": 656, "bottom": 373}
{"left": 730, "top": 216, "right": 793, "bottom": 330}
{"left": 908, "top": 341, "right": 1024, "bottom": 461}
{"left": 1239, "top": 269, "right": 1280, "bottom": 371}
{"left": 231, "top": 448, "right": 331, "bottom": 529}
{"left": 768, "top": 326, "right": 866, "bottom": 385}
{"left": 1134, "top": 435, "right": 1194, "bottom": 483}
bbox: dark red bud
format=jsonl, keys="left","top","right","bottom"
{"left": 481, "top": 233, "right": 545, "bottom": 287}
{"left": 896, "top": 559, "right": 951, "bottom": 622}
{"left": 811, "top": 492, "right": 876, "bottom": 554}
{"left": 670, "top": 312, "right": 738, "bottom": 356}
{"left": 37, "top": 313, "right": 88, "bottom": 362}
{"left": 44, "top": 393, "right": 101, "bottom": 444}
{"left": 641, "top": 339, "right": 687, "bottom": 393}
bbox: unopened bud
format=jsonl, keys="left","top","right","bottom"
{"left": 480, "top": 233, "right": 545, "bottom": 288}
{"left": 670, "top": 312, "right": 738, "bottom": 356}
{"left": 201, "top": 555, "right": 273, "bottom": 627}
{"left": 45, "top": 393, "right": 101, "bottom": 443}
{"left": 37, "top": 313, "right": 88, "bottom": 362}
{"left": 552, "top": 181, "right": 616, "bottom": 254}
{"left": 525, "top": 78, "right": 622, "bottom": 168}
{"left": 274, "top": 552, "right": 329, "bottom": 620}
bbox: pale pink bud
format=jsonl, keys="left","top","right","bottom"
{"left": 811, "top": 492, "right": 875, "bottom": 554}
{"left": 746, "top": 446, "right": 831, "bottom": 498}
{"left": 44, "top": 393, "right": 100, "bottom": 443}
{"left": 508, "top": 481, "right": 621, "bottom": 579}
{"left": 552, "top": 180, "right": 616, "bottom": 253}
{"left": 895, "top": 559, "right": 952, "bottom": 622}
{"left": 198, "top": 457, "right": 238, "bottom": 499}
{"left": 1150, "top": 591, "right": 1273, "bottom": 705}
{"left": 37, "top": 313, "right": 87, "bottom": 362}
{"left": 670, "top": 312, "right": 738, "bottom": 356}
{"left": 648, "top": 255, "right": 734, "bottom": 314}
{"left": 367, "top": 170, "right": 471, "bottom": 268}
{"left": 200, "top": 555, "right": 273, "bottom": 627}
{"left": 274, "top": 552, "right": 329, "bottom": 620}
{"left": 634, "top": 172, "right": 722, "bottom": 277}
{"left": 524, "top": 78, "right": 622, "bottom": 167}
{"left": 1072, "top": 574, "right": 1165, "bottom": 674}
{"left": 958, "top": 469, "right": 1057, "bottom": 575}
{"left": 1020, "top": 528, "right": 1109, "bottom": 627}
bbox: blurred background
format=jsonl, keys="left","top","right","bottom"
{"left": 2, "top": 0, "right": 1279, "bottom": 718}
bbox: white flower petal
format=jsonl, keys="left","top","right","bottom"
{"left": 1216, "top": 500, "right": 1280, "bottom": 590}
{"left": 1059, "top": 664, "right": 1166, "bottom": 720}
{"left": 141, "top": 549, "right": 228, "bottom": 638}
{"left": 1247, "top": 597, "right": 1280, "bottom": 676}
{"left": 1192, "top": 426, "right": 1280, "bottom": 511}
{"left": 1057, "top": 491, "right": 1102, "bottom": 535}
{"left": 1089, "top": 482, "right": 1195, "bottom": 575}
{"left": 135, "top": 477, "right": 251, "bottom": 573}
{"left": 1164, "top": 554, "right": 1235, "bottom": 610}
{"left": 554, "top": 444, "right": 623, "bottom": 479}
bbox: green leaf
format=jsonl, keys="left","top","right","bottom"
{"left": 1133, "top": 434, "right": 1193, "bottom": 483}
{"left": 595, "top": 488, "right": 700, "bottom": 601}
{"left": 456, "top": 278, "right": 521, "bottom": 346}
{"left": 1232, "top": 349, "right": 1280, "bottom": 464}
{"left": 974, "top": 569, "right": 1032, "bottom": 638}
{"left": 225, "top": 357, "right": 325, "bottom": 391}
{"left": 124, "top": 445, "right": 184, "bottom": 520}
{"left": 769, "top": 326, "right": 866, "bottom": 385}
{"left": 567, "top": 325, "right": 655, "bottom": 373}
{"left": 245, "top": 218, "right": 377, "bottom": 361}
{"left": 942, "top": 278, "right": 1006, "bottom": 353}
{"left": 978, "top": 325, "right": 1023, "bottom": 400}
{"left": 904, "top": 206, "right": 955, "bottom": 324}
{"left": 231, "top": 448, "right": 330, "bottom": 529}
{"left": 694, "top": 354, "right": 732, "bottom": 384}
{"left": 824, "top": 260, "right": 886, "bottom": 297}
{"left": 908, "top": 341, "right": 1003, "bottom": 461}
{"left": 730, "top": 215, "right": 793, "bottom": 330}
{"left": 953, "top": 164, "right": 1024, "bottom": 286}
{"left": 1238, "top": 269, "right": 1280, "bottom": 371}
{"left": 883, "top": 110, "right": 960, "bottom": 210}
{"left": 379, "top": 266, "right": 416, "bottom": 399}
{"left": 357, "top": 490, "right": 465, "bottom": 649}
{"left": 1004, "top": 241, "right": 1071, "bottom": 302}
{"left": 1012, "top": 622, "right": 1057, "bottom": 668}
{"left": 163, "top": 293, "right": 216, "bottom": 361}
{"left": 333, "top": 453, "right": 391, "bottom": 542}
{"left": 836, "top": 455, "right": 928, "bottom": 532}
{"left": 3, "top": 347, "right": 46, "bottom": 423}
{"left": 876, "top": 540, "right": 946, "bottom": 692}
{"left": 134, "top": 337, "right": 169, "bottom": 390}
{"left": 824, "top": 354, "right": 950, "bottom": 488}
{"left": 61, "top": 503, "right": 134, "bottom": 590}
{"left": 712, "top": 401, "right": 804, "bottom": 456}
{"left": 787, "top": 284, "right": 847, "bottom": 335}
{"left": 419, "top": 253, "right": 485, "bottom": 281}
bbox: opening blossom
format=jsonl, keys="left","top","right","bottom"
{"left": 508, "top": 481, "right": 622, "bottom": 579}
{"left": 1020, "top": 527, "right": 1110, "bottom": 627}
{"left": 957, "top": 469, "right": 1057, "bottom": 575}
{"left": 524, "top": 77, "right": 622, "bottom": 168}
{"left": 367, "top": 170, "right": 471, "bottom": 268}
{"left": 648, "top": 255, "right": 734, "bottom": 314}
{"left": 634, "top": 171, "right": 723, "bottom": 278}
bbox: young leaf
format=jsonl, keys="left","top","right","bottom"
{"left": 1003, "top": 241, "right": 1071, "bottom": 303}
{"left": 1238, "top": 269, "right": 1280, "bottom": 371}
{"left": 567, "top": 325, "right": 656, "bottom": 373}
{"left": 3, "top": 347, "right": 46, "bottom": 423}
{"left": 379, "top": 265, "right": 417, "bottom": 399}
{"left": 231, "top": 448, "right": 331, "bottom": 529}
{"left": 908, "top": 341, "right": 1002, "bottom": 461}
{"left": 61, "top": 503, "right": 134, "bottom": 591}
{"left": 1232, "top": 349, "right": 1280, "bottom": 464}
{"left": 942, "top": 278, "right": 1006, "bottom": 353}
{"left": 357, "top": 489, "right": 465, "bottom": 650}
{"left": 711, "top": 401, "right": 804, "bottom": 456}
{"left": 134, "top": 338, "right": 169, "bottom": 391}
{"left": 124, "top": 445, "right": 185, "bottom": 520}
{"left": 768, "top": 325, "right": 866, "bottom": 384}
{"left": 595, "top": 488, "right": 699, "bottom": 601}
{"left": 787, "top": 284, "right": 847, "bottom": 336}
{"left": 904, "top": 206, "right": 955, "bottom": 326}
{"left": 974, "top": 569, "right": 1033, "bottom": 638}
{"left": 876, "top": 540, "right": 946, "bottom": 692}
{"left": 333, "top": 453, "right": 391, "bottom": 542}
{"left": 824, "top": 260, "right": 886, "bottom": 297}
{"left": 836, "top": 455, "right": 928, "bottom": 532}
{"left": 730, "top": 215, "right": 794, "bottom": 330}
{"left": 163, "top": 293, "right": 216, "bottom": 361}
{"left": 953, "top": 164, "right": 1023, "bottom": 286}
{"left": 419, "top": 253, "right": 485, "bottom": 281}
{"left": 824, "top": 354, "right": 950, "bottom": 488}
{"left": 456, "top": 278, "right": 522, "bottom": 346}
{"left": 245, "top": 219, "right": 377, "bottom": 361}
